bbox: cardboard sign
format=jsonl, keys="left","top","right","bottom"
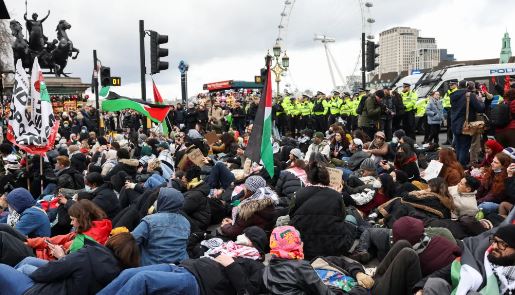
{"left": 205, "top": 131, "right": 219, "bottom": 146}
{"left": 187, "top": 148, "right": 206, "bottom": 167}
{"left": 422, "top": 160, "right": 443, "bottom": 181}
{"left": 327, "top": 167, "right": 343, "bottom": 191}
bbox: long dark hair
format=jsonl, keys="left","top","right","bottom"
{"left": 306, "top": 160, "right": 330, "bottom": 186}
{"left": 394, "top": 143, "right": 415, "bottom": 167}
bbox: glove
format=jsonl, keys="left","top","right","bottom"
{"left": 356, "top": 272, "right": 374, "bottom": 289}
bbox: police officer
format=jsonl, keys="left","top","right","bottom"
{"left": 442, "top": 79, "right": 458, "bottom": 145}
{"left": 340, "top": 92, "right": 352, "bottom": 128}
{"left": 290, "top": 96, "right": 301, "bottom": 137}
{"left": 298, "top": 94, "right": 312, "bottom": 131}
{"left": 275, "top": 94, "right": 288, "bottom": 136}
{"left": 328, "top": 90, "right": 343, "bottom": 126}
{"left": 312, "top": 91, "right": 328, "bottom": 132}
{"left": 400, "top": 83, "right": 418, "bottom": 138}
{"left": 414, "top": 96, "right": 429, "bottom": 143}
{"left": 281, "top": 92, "right": 294, "bottom": 136}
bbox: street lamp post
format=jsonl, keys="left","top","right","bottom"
{"left": 270, "top": 41, "right": 289, "bottom": 96}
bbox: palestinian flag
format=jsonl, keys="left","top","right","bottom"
{"left": 100, "top": 86, "right": 171, "bottom": 123}
{"left": 245, "top": 57, "right": 274, "bottom": 177}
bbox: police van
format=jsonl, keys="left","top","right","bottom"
{"left": 391, "top": 73, "right": 423, "bottom": 92}
{"left": 414, "top": 63, "right": 515, "bottom": 98}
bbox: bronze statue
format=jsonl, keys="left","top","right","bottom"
{"left": 24, "top": 10, "right": 50, "bottom": 53}
{"left": 9, "top": 20, "right": 30, "bottom": 68}
{"left": 10, "top": 11, "right": 80, "bottom": 77}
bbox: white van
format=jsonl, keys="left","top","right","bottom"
{"left": 391, "top": 73, "right": 423, "bottom": 92}
{"left": 414, "top": 63, "right": 515, "bottom": 98}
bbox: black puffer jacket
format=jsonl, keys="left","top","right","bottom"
{"left": 183, "top": 181, "right": 211, "bottom": 231}
{"left": 275, "top": 169, "right": 306, "bottom": 207}
{"left": 105, "top": 159, "right": 139, "bottom": 181}
{"left": 56, "top": 167, "right": 84, "bottom": 190}
{"left": 24, "top": 242, "right": 122, "bottom": 295}
{"left": 91, "top": 184, "right": 120, "bottom": 219}
{"left": 290, "top": 186, "right": 355, "bottom": 260}
{"left": 181, "top": 257, "right": 265, "bottom": 295}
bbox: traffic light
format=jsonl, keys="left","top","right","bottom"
{"left": 366, "top": 41, "right": 379, "bottom": 72}
{"left": 100, "top": 66, "right": 111, "bottom": 87}
{"left": 149, "top": 30, "right": 169, "bottom": 74}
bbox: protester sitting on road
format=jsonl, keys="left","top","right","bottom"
{"left": 329, "top": 130, "right": 350, "bottom": 166}
{"left": 275, "top": 148, "right": 308, "bottom": 208}
{"left": 481, "top": 139, "right": 505, "bottom": 167}
{"left": 304, "top": 132, "right": 331, "bottom": 161}
{"left": 290, "top": 161, "right": 354, "bottom": 260}
{"left": 221, "top": 176, "right": 278, "bottom": 238}
{"left": 477, "top": 152, "right": 511, "bottom": 213}
{"left": 448, "top": 176, "right": 481, "bottom": 218}
{"left": 132, "top": 187, "right": 190, "bottom": 266}
{"left": 6, "top": 188, "right": 50, "bottom": 238}
{"left": 182, "top": 165, "right": 212, "bottom": 231}
{"left": 363, "top": 131, "right": 389, "bottom": 163}
{"left": 438, "top": 148, "right": 465, "bottom": 187}
{"left": 379, "top": 143, "right": 420, "bottom": 181}
{"left": 86, "top": 172, "right": 120, "bottom": 219}
{"left": 0, "top": 232, "right": 140, "bottom": 295}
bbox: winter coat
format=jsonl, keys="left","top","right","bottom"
{"left": 91, "top": 184, "right": 120, "bottom": 219}
{"left": 393, "top": 155, "right": 421, "bottom": 181}
{"left": 450, "top": 89, "right": 485, "bottom": 135}
{"left": 27, "top": 219, "right": 112, "bottom": 261}
{"left": 221, "top": 196, "right": 277, "bottom": 239}
{"left": 182, "top": 181, "right": 212, "bottom": 231}
{"left": 197, "top": 109, "right": 209, "bottom": 124}
{"left": 425, "top": 97, "right": 444, "bottom": 124}
{"left": 70, "top": 152, "right": 88, "bottom": 174}
{"left": 185, "top": 108, "right": 199, "bottom": 128}
{"left": 181, "top": 257, "right": 265, "bottom": 295}
{"left": 132, "top": 188, "right": 190, "bottom": 266}
{"left": 448, "top": 185, "right": 478, "bottom": 218}
{"left": 495, "top": 99, "right": 515, "bottom": 148}
{"left": 56, "top": 167, "right": 85, "bottom": 190}
{"left": 358, "top": 96, "right": 383, "bottom": 128}
{"left": 304, "top": 141, "right": 331, "bottom": 161}
{"left": 174, "top": 108, "right": 186, "bottom": 124}
{"left": 209, "top": 107, "right": 224, "bottom": 125}
{"left": 290, "top": 186, "right": 355, "bottom": 260}
{"left": 275, "top": 168, "right": 307, "bottom": 207}
{"left": 104, "top": 158, "right": 139, "bottom": 181}
{"left": 7, "top": 189, "right": 50, "bottom": 237}
{"left": 24, "top": 243, "right": 123, "bottom": 295}
{"left": 377, "top": 191, "right": 453, "bottom": 228}
{"left": 262, "top": 258, "right": 335, "bottom": 295}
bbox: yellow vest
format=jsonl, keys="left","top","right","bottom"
{"left": 401, "top": 90, "right": 418, "bottom": 112}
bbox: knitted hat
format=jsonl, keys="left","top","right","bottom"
{"left": 392, "top": 216, "right": 424, "bottom": 246}
{"left": 289, "top": 148, "right": 304, "bottom": 160}
{"left": 243, "top": 226, "right": 268, "bottom": 255}
{"left": 244, "top": 176, "right": 266, "bottom": 192}
{"left": 269, "top": 226, "right": 304, "bottom": 260}
{"left": 485, "top": 139, "right": 504, "bottom": 155}
{"left": 494, "top": 224, "right": 515, "bottom": 248}
{"left": 502, "top": 147, "right": 515, "bottom": 160}
{"left": 140, "top": 145, "right": 153, "bottom": 157}
{"left": 360, "top": 158, "right": 376, "bottom": 171}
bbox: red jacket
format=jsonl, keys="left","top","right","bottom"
{"left": 26, "top": 219, "right": 112, "bottom": 260}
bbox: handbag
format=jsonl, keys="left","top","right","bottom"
{"left": 462, "top": 92, "right": 485, "bottom": 136}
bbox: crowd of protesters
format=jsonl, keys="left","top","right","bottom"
{"left": 0, "top": 79, "right": 513, "bottom": 295}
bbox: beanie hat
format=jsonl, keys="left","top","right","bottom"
{"left": 269, "top": 226, "right": 304, "bottom": 260}
{"left": 243, "top": 226, "right": 268, "bottom": 255}
{"left": 502, "top": 147, "right": 515, "bottom": 160}
{"left": 244, "top": 176, "right": 266, "bottom": 192}
{"left": 392, "top": 216, "right": 425, "bottom": 246}
{"left": 494, "top": 224, "right": 515, "bottom": 248}
{"left": 140, "top": 145, "right": 153, "bottom": 157}
{"left": 485, "top": 139, "right": 504, "bottom": 155}
{"left": 360, "top": 158, "right": 376, "bottom": 171}
{"left": 353, "top": 138, "right": 364, "bottom": 148}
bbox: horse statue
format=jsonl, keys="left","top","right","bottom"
{"left": 24, "top": 10, "right": 50, "bottom": 53}
{"left": 56, "top": 20, "right": 79, "bottom": 59}
{"left": 9, "top": 20, "right": 30, "bottom": 68}
{"left": 51, "top": 38, "right": 72, "bottom": 77}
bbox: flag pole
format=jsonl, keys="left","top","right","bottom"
{"left": 40, "top": 155, "right": 43, "bottom": 194}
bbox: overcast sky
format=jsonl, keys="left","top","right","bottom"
{"left": 4, "top": 0, "right": 515, "bottom": 100}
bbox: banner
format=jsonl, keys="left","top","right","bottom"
{"left": 7, "top": 59, "right": 59, "bottom": 155}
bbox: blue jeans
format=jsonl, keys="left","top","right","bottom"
{"left": 97, "top": 264, "right": 200, "bottom": 295}
{"left": 478, "top": 202, "right": 500, "bottom": 214}
{"left": 454, "top": 133, "right": 472, "bottom": 166}
{"left": 0, "top": 263, "right": 34, "bottom": 295}
{"left": 15, "top": 257, "right": 48, "bottom": 276}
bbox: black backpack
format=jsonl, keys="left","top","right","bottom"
{"left": 356, "top": 96, "right": 367, "bottom": 115}
{"left": 490, "top": 102, "right": 511, "bottom": 128}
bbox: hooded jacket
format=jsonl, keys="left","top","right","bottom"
{"left": 132, "top": 187, "right": 190, "bottom": 266}
{"left": 7, "top": 188, "right": 50, "bottom": 237}
{"left": 24, "top": 243, "right": 123, "bottom": 295}
{"left": 289, "top": 186, "right": 355, "bottom": 260}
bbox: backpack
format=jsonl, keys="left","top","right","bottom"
{"left": 356, "top": 96, "right": 367, "bottom": 115}
{"left": 490, "top": 102, "right": 511, "bottom": 128}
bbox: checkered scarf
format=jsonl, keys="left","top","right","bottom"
{"left": 492, "top": 264, "right": 515, "bottom": 295}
